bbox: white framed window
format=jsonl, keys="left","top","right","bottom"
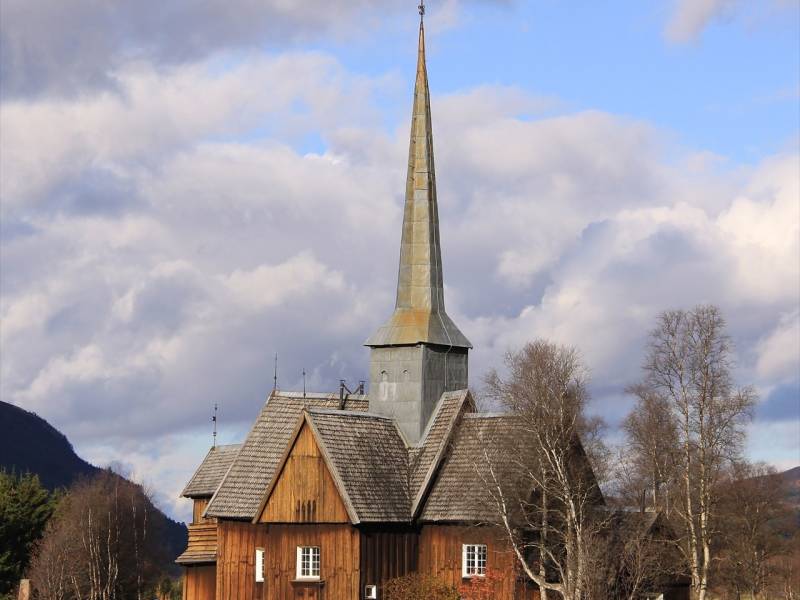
{"left": 462, "top": 544, "right": 487, "bottom": 577}
{"left": 296, "top": 546, "right": 321, "bottom": 580}
{"left": 255, "top": 548, "right": 265, "bottom": 582}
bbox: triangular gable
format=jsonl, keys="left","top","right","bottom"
{"left": 206, "top": 391, "right": 369, "bottom": 520}
{"left": 253, "top": 413, "right": 358, "bottom": 524}
{"left": 411, "top": 389, "right": 474, "bottom": 518}
{"left": 308, "top": 410, "right": 411, "bottom": 522}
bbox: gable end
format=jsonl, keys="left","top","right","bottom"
{"left": 254, "top": 416, "right": 356, "bottom": 524}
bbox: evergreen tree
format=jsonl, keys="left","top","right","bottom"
{"left": 0, "top": 470, "right": 58, "bottom": 596}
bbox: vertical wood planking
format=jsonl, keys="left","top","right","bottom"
{"left": 192, "top": 498, "right": 211, "bottom": 523}
{"left": 183, "top": 565, "right": 215, "bottom": 600}
{"left": 259, "top": 424, "right": 350, "bottom": 524}
{"left": 359, "top": 527, "right": 419, "bottom": 596}
{"left": 216, "top": 521, "right": 359, "bottom": 600}
{"left": 418, "top": 524, "right": 538, "bottom": 599}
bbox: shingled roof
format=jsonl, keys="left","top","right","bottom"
{"left": 308, "top": 410, "right": 410, "bottom": 522}
{"left": 205, "top": 392, "right": 368, "bottom": 519}
{"left": 420, "top": 413, "right": 526, "bottom": 522}
{"left": 409, "top": 390, "right": 474, "bottom": 516}
{"left": 193, "top": 387, "right": 596, "bottom": 524}
{"left": 181, "top": 444, "right": 241, "bottom": 498}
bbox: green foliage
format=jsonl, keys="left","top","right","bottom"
{"left": 383, "top": 573, "right": 460, "bottom": 600}
{"left": 0, "top": 470, "right": 58, "bottom": 594}
{"left": 156, "top": 575, "right": 183, "bottom": 600}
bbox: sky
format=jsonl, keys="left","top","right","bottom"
{"left": 1, "top": 0, "right": 798, "bottom": 523}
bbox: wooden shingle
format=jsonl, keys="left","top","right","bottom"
{"left": 205, "top": 392, "right": 368, "bottom": 519}
{"left": 181, "top": 444, "right": 241, "bottom": 498}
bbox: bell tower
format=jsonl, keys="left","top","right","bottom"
{"left": 365, "top": 10, "right": 471, "bottom": 444}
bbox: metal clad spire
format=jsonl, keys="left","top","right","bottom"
{"left": 365, "top": 10, "right": 471, "bottom": 349}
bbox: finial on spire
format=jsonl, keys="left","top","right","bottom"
{"left": 418, "top": 1, "right": 425, "bottom": 21}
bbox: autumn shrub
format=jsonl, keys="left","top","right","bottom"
{"left": 458, "top": 569, "right": 505, "bottom": 600}
{"left": 383, "top": 573, "right": 459, "bottom": 600}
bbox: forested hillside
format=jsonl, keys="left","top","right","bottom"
{"left": 0, "top": 401, "right": 187, "bottom": 562}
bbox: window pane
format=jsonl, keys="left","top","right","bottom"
{"left": 298, "top": 546, "right": 320, "bottom": 578}
{"left": 464, "top": 544, "right": 487, "bottom": 576}
{"left": 477, "top": 545, "right": 487, "bottom": 575}
{"left": 311, "top": 547, "right": 320, "bottom": 576}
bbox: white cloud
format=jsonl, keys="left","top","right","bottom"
{"left": 717, "top": 155, "right": 800, "bottom": 303}
{"left": 756, "top": 310, "right": 800, "bottom": 383}
{"left": 0, "top": 0, "right": 410, "bottom": 98}
{"left": 664, "top": 0, "right": 798, "bottom": 43}
{"left": 666, "top": 0, "right": 737, "bottom": 43}
{"left": 224, "top": 252, "right": 346, "bottom": 312}
{"left": 0, "top": 54, "right": 381, "bottom": 210}
{"left": 2, "top": 46, "right": 798, "bottom": 519}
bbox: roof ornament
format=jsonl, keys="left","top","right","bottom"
{"left": 418, "top": 0, "right": 425, "bottom": 20}
{"left": 339, "top": 379, "right": 367, "bottom": 409}
{"left": 211, "top": 403, "right": 218, "bottom": 449}
{"left": 273, "top": 352, "right": 278, "bottom": 391}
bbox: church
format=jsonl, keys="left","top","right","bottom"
{"left": 177, "top": 11, "right": 587, "bottom": 600}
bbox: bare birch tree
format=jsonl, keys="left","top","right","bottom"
{"left": 634, "top": 305, "right": 755, "bottom": 600}
{"left": 716, "top": 462, "right": 794, "bottom": 599}
{"left": 481, "top": 340, "right": 607, "bottom": 600}
{"left": 29, "top": 471, "right": 169, "bottom": 600}
{"left": 623, "top": 384, "right": 678, "bottom": 514}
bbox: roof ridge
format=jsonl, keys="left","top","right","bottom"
{"left": 410, "top": 390, "right": 472, "bottom": 519}
{"left": 416, "top": 389, "right": 467, "bottom": 448}
{"left": 463, "top": 411, "right": 510, "bottom": 419}
{"left": 273, "top": 391, "right": 337, "bottom": 399}
{"left": 308, "top": 408, "right": 395, "bottom": 420}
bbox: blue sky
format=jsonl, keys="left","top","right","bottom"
{"left": 1, "top": 0, "right": 798, "bottom": 522}
{"left": 309, "top": 1, "right": 799, "bottom": 161}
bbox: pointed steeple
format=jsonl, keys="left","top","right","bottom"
{"left": 366, "top": 17, "right": 471, "bottom": 349}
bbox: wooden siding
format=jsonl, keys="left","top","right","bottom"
{"left": 183, "top": 564, "right": 215, "bottom": 600}
{"left": 359, "top": 526, "right": 418, "bottom": 597}
{"left": 216, "top": 521, "right": 263, "bottom": 600}
{"left": 216, "top": 521, "right": 360, "bottom": 600}
{"left": 259, "top": 423, "right": 350, "bottom": 524}
{"left": 418, "top": 524, "right": 538, "bottom": 600}
{"left": 193, "top": 498, "right": 211, "bottom": 523}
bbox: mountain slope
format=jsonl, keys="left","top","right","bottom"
{"left": 780, "top": 465, "right": 800, "bottom": 507}
{"left": 0, "top": 400, "right": 187, "bottom": 563}
{"left": 0, "top": 401, "right": 97, "bottom": 489}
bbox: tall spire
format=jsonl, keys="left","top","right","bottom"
{"left": 365, "top": 14, "right": 471, "bottom": 349}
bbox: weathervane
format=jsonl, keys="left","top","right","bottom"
{"left": 211, "top": 403, "right": 218, "bottom": 449}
